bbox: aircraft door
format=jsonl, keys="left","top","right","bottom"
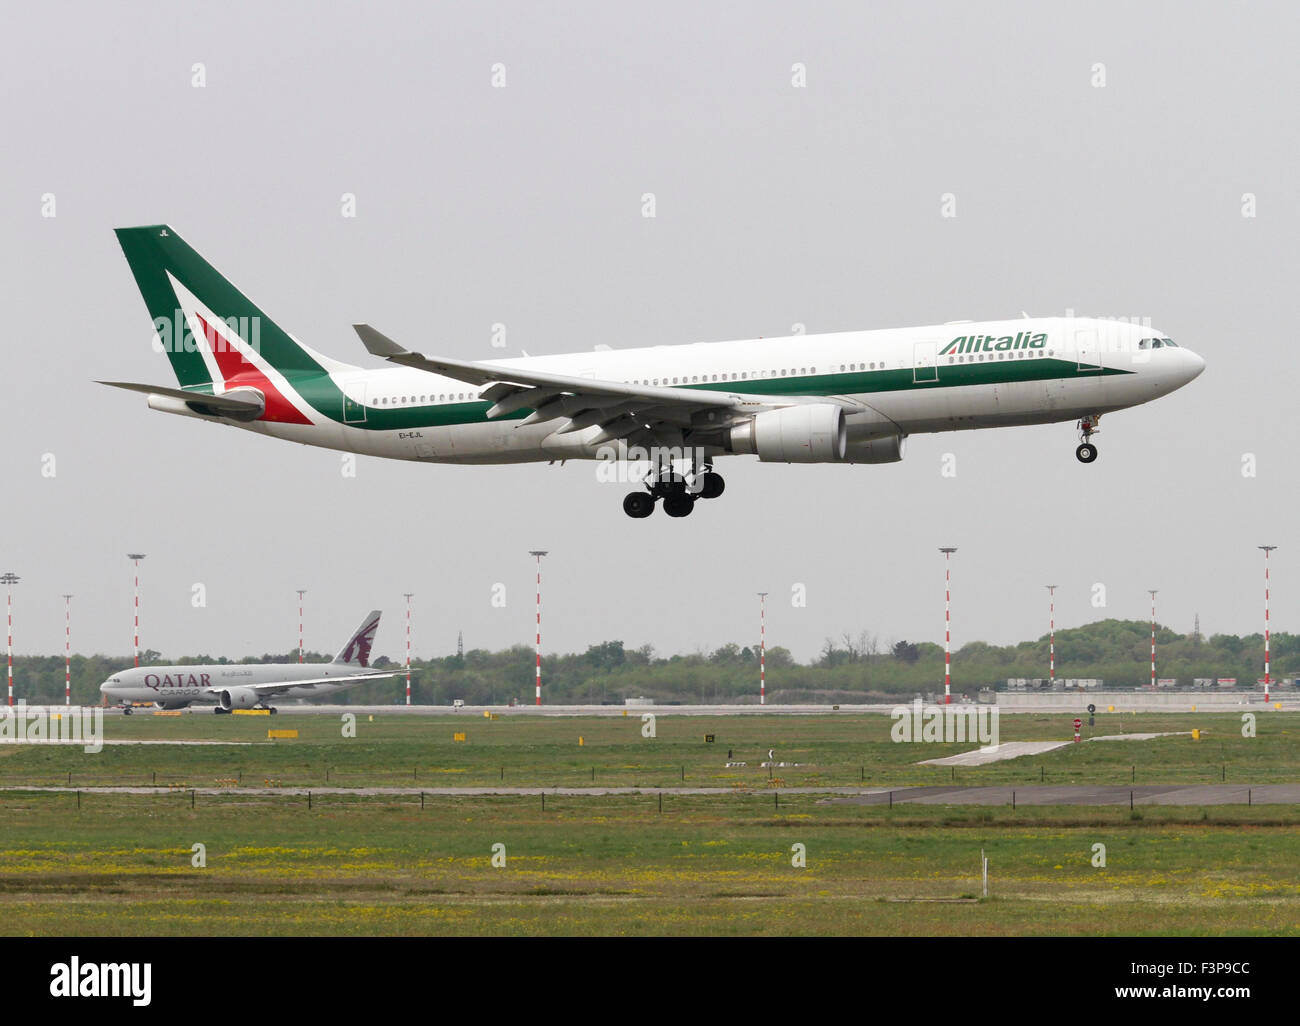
{"left": 912, "top": 341, "right": 939, "bottom": 384}
{"left": 1075, "top": 327, "right": 1102, "bottom": 373}
{"left": 343, "top": 382, "right": 368, "bottom": 423}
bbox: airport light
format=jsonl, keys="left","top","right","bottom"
{"left": 529, "top": 551, "right": 548, "bottom": 706}
{"left": 403, "top": 592, "right": 414, "bottom": 707}
{"left": 63, "top": 594, "right": 73, "bottom": 706}
{"left": 1046, "top": 585, "right": 1057, "bottom": 686}
{"left": 757, "top": 592, "right": 769, "bottom": 706}
{"left": 1148, "top": 590, "right": 1158, "bottom": 690}
{"left": 1260, "top": 546, "right": 1277, "bottom": 704}
{"left": 296, "top": 589, "right": 306, "bottom": 663}
{"left": 2, "top": 573, "right": 19, "bottom": 708}
{"left": 939, "top": 548, "right": 957, "bottom": 704}
{"left": 127, "top": 554, "right": 146, "bottom": 667}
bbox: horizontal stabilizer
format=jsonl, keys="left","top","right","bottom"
{"left": 98, "top": 380, "right": 265, "bottom": 419}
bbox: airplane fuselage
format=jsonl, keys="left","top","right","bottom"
{"left": 100, "top": 662, "right": 376, "bottom": 710}
{"left": 159, "top": 316, "right": 1203, "bottom": 465}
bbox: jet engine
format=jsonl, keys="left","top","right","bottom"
{"left": 841, "top": 434, "right": 907, "bottom": 464}
{"left": 729, "top": 404, "right": 847, "bottom": 463}
{"left": 219, "top": 687, "right": 261, "bottom": 711}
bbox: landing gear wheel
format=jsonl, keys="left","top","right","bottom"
{"left": 268, "top": 707, "right": 278, "bottom": 715}
{"left": 662, "top": 491, "right": 696, "bottom": 518}
{"left": 214, "top": 707, "right": 229, "bottom": 715}
{"left": 1075, "top": 443, "right": 1097, "bottom": 464}
{"left": 122, "top": 707, "right": 131, "bottom": 716}
{"left": 623, "top": 492, "right": 655, "bottom": 518}
{"left": 699, "top": 472, "right": 725, "bottom": 500}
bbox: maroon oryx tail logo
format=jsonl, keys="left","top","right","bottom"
{"left": 336, "top": 612, "right": 380, "bottom": 666}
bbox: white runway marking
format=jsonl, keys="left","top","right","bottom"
{"left": 919, "top": 741, "right": 1069, "bottom": 766}
{"left": 917, "top": 731, "right": 1191, "bottom": 766}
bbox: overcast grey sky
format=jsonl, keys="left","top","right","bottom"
{"left": 1, "top": 1, "right": 1296, "bottom": 670}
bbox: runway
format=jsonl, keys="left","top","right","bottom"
{"left": 90, "top": 698, "right": 1297, "bottom": 717}
{"left": 3, "top": 783, "right": 1297, "bottom": 805}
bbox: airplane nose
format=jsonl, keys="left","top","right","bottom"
{"left": 1185, "top": 349, "right": 1206, "bottom": 381}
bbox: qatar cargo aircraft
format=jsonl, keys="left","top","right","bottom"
{"left": 99, "top": 610, "right": 398, "bottom": 713}
{"left": 105, "top": 225, "right": 1204, "bottom": 518}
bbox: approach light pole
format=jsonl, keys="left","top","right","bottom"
{"left": 1046, "top": 585, "right": 1057, "bottom": 687}
{"left": 127, "top": 554, "right": 146, "bottom": 667}
{"left": 403, "top": 592, "right": 414, "bottom": 706}
{"left": 939, "top": 548, "right": 957, "bottom": 704}
{"left": 63, "top": 594, "right": 74, "bottom": 706}
{"left": 757, "top": 592, "right": 769, "bottom": 706}
{"left": 2, "top": 573, "right": 19, "bottom": 708}
{"left": 297, "top": 589, "right": 306, "bottom": 663}
{"left": 529, "top": 551, "right": 548, "bottom": 706}
{"left": 1260, "top": 546, "right": 1277, "bottom": 704}
{"left": 1148, "top": 589, "right": 1158, "bottom": 690}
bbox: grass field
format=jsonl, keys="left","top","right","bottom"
{"left": 0, "top": 709, "right": 1293, "bottom": 788}
{"left": 1, "top": 710, "right": 1297, "bottom": 935}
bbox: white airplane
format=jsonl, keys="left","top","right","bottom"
{"left": 98, "top": 610, "right": 399, "bottom": 713}
{"left": 105, "top": 225, "right": 1204, "bottom": 517}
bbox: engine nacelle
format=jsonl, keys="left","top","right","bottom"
{"left": 219, "top": 687, "right": 261, "bottom": 711}
{"left": 730, "top": 404, "right": 847, "bottom": 463}
{"left": 842, "top": 434, "right": 907, "bottom": 464}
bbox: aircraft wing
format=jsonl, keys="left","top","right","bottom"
{"left": 354, "top": 324, "right": 836, "bottom": 448}
{"left": 203, "top": 671, "right": 403, "bottom": 699}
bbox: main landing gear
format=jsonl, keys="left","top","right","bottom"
{"left": 623, "top": 464, "right": 725, "bottom": 518}
{"left": 1075, "top": 416, "right": 1100, "bottom": 464}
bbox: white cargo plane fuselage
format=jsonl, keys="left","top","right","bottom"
{"left": 99, "top": 610, "right": 397, "bottom": 713}
{"left": 106, "top": 226, "right": 1205, "bottom": 517}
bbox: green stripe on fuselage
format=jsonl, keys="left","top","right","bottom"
{"left": 301, "top": 357, "right": 1130, "bottom": 432}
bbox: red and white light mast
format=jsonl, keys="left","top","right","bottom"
{"left": 939, "top": 548, "right": 957, "bottom": 704}
{"left": 1046, "top": 584, "right": 1057, "bottom": 686}
{"left": 127, "top": 553, "right": 146, "bottom": 667}
{"left": 1259, "top": 546, "right": 1277, "bottom": 704}
{"left": 296, "top": 589, "right": 306, "bottom": 663}
{"left": 2, "top": 573, "right": 19, "bottom": 708}
{"left": 529, "top": 551, "right": 548, "bottom": 706}
{"left": 63, "top": 593, "right": 73, "bottom": 706}
{"left": 757, "top": 592, "right": 769, "bottom": 706}
{"left": 403, "top": 592, "right": 414, "bottom": 706}
{"left": 1148, "top": 589, "right": 1158, "bottom": 690}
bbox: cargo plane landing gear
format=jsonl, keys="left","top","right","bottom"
{"left": 623, "top": 462, "right": 725, "bottom": 518}
{"left": 1075, "top": 416, "right": 1100, "bottom": 464}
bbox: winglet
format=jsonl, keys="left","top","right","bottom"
{"left": 353, "top": 324, "right": 407, "bottom": 358}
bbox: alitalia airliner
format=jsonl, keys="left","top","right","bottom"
{"left": 106, "top": 225, "right": 1204, "bottom": 518}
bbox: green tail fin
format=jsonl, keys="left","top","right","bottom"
{"left": 114, "top": 225, "right": 335, "bottom": 388}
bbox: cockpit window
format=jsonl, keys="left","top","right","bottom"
{"left": 1138, "top": 338, "right": 1151, "bottom": 350}
{"left": 1162, "top": 338, "right": 1176, "bottom": 347}
{"left": 1151, "top": 339, "right": 1163, "bottom": 349}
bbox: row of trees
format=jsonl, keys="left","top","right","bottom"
{"left": 6, "top": 619, "right": 1293, "bottom": 706}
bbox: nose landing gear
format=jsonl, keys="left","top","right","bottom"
{"left": 1075, "top": 416, "right": 1100, "bottom": 464}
